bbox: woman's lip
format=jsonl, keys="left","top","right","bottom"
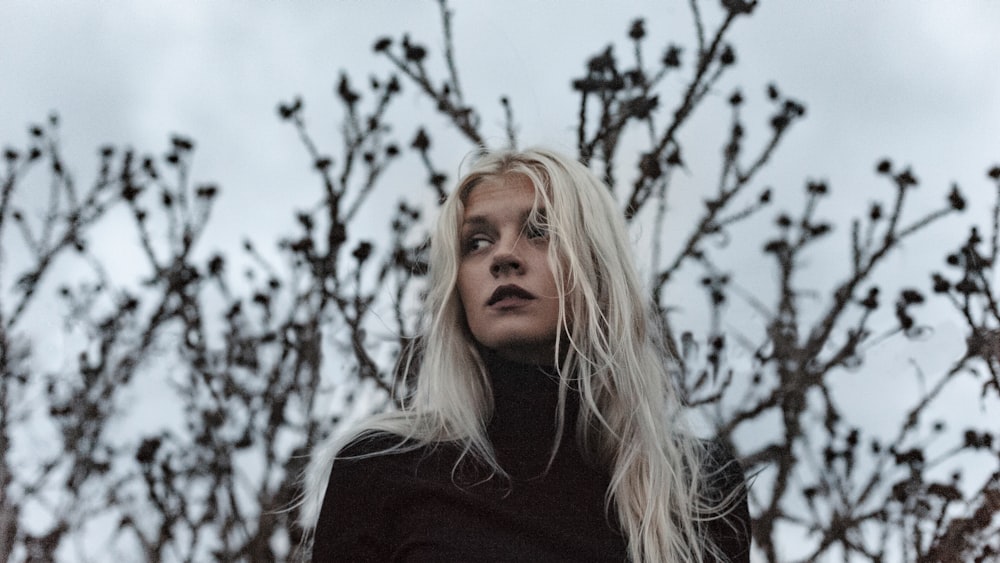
{"left": 489, "top": 295, "right": 533, "bottom": 308}
{"left": 487, "top": 284, "right": 536, "bottom": 305}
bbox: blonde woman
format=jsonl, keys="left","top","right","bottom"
{"left": 302, "top": 148, "right": 750, "bottom": 562}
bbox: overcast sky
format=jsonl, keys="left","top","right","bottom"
{"left": 4, "top": 0, "right": 996, "bottom": 385}
{"left": 3, "top": 1, "right": 1000, "bottom": 560}
{"left": 4, "top": 1, "right": 998, "bottom": 241}
{"left": 4, "top": 1, "right": 999, "bottom": 301}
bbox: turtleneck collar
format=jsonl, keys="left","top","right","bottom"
{"left": 482, "top": 352, "right": 581, "bottom": 477}
{"left": 484, "top": 352, "right": 560, "bottom": 397}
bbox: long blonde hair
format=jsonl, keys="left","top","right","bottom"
{"left": 302, "top": 147, "right": 733, "bottom": 562}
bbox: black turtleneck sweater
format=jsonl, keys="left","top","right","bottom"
{"left": 311, "top": 357, "right": 751, "bottom": 562}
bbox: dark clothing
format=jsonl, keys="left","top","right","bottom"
{"left": 312, "top": 356, "right": 751, "bottom": 562}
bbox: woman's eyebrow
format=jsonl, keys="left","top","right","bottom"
{"left": 461, "top": 215, "right": 491, "bottom": 230}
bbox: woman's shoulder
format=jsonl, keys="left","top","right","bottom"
{"left": 320, "top": 432, "right": 425, "bottom": 500}
{"left": 332, "top": 430, "right": 464, "bottom": 472}
{"left": 331, "top": 431, "right": 432, "bottom": 471}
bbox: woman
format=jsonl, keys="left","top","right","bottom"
{"left": 302, "top": 148, "right": 751, "bottom": 562}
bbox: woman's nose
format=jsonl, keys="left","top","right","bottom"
{"left": 490, "top": 240, "right": 523, "bottom": 277}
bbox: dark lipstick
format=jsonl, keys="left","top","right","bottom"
{"left": 487, "top": 284, "right": 535, "bottom": 306}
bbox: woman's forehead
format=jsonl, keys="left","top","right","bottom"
{"left": 463, "top": 176, "right": 535, "bottom": 211}
{"left": 460, "top": 171, "right": 543, "bottom": 200}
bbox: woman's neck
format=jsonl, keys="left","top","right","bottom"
{"left": 481, "top": 352, "right": 580, "bottom": 473}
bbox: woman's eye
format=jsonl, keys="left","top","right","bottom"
{"left": 525, "top": 223, "right": 549, "bottom": 240}
{"left": 463, "top": 235, "right": 491, "bottom": 253}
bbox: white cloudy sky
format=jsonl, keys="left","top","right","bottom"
{"left": 4, "top": 1, "right": 998, "bottom": 243}
{"left": 3, "top": 0, "right": 999, "bottom": 301}
{"left": 3, "top": 1, "right": 1000, "bottom": 560}
{"left": 3, "top": 1, "right": 998, "bottom": 230}
{"left": 4, "top": 1, "right": 995, "bottom": 391}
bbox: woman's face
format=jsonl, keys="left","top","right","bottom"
{"left": 456, "top": 174, "right": 561, "bottom": 365}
